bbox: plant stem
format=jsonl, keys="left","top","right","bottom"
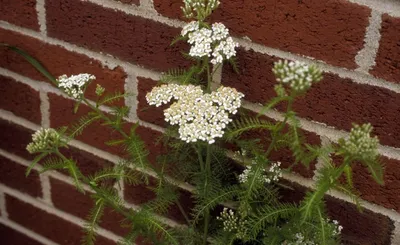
{"left": 202, "top": 144, "right": 211, "bottom": 245}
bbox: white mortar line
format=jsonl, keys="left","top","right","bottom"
{"left": 139, "top": 0, "right": 156, "bottom": 12}
{"left": 39, "top": 174, "right": 53, "bottom": 206}
{"left": 355, "top": 10, "right": 382, "bottom": 73}
{"left": 391, "top": 222, "right": 400, "bottom": 245}
{"left": 40, "top": 91, "right": 50, "bottom": 128}
{"left": 35, "top": 0, "right": 47, "bottom": 35}
{"left": 0, "top": 192, "right": 8, "bottom": 219}
{"left": 348, "top": 0, "right": 400, "bottom": 18}
{"left": 126, "top": 74, "right": 139, "bottom": 121}
{"left": 211, "top": 64, "right": 223, "bottom": 91}
{"left": 0, "top": 218, "right": 58, "bottom": 245}
{"left": 0, "top": 21, "right": 162, "bottom": 81}
{"left": 0, "top": 184, "right": 124, "bottom": 243}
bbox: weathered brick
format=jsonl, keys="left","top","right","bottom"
{"left": 222, "top": 48, "right": 400, "bottom": 148}
{"left": 6, "top": 194, "right": 115, "bottom": 245}
{"left": 137, "top": 77, "right": 167, "bottom": 127}
{"left": 0, "top": 28, "right": 126, "bottom": 105}
{"left": 50, "top": 177, "right": 130, "bottom": 236}
{"left": 0, "top": 75, "right": 41, "bottom": 123}
{"left": 371, "top": 14, "right": 400, "bottom": 84}
{"left": 0, "top": 0, "right": 39, "bottom": 30}
{"left": 154, "top": 0, "right": 371, "bottom": 69}
{"left": 124, "top": 176, "right": 195, "bottom": 224}
{"left": 46, "top": 0, "right": 190, "bottom": 72}
{"left": 0, "top": 155, "right": 42, "bottom": 197}
{"left": 0, "top": 223, "right": 42, "bottom": 245}
{"left": 0, "top": 119, "right": 34, "bottom": 160}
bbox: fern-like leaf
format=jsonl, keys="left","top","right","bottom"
{"left": 226, "top": 117, "right": 276, "bottom": 141}
{"left": 83, "top": 199, "right": 105, "bottom": 245}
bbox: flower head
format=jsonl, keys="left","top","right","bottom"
{"left": 272, "top": 60, "right": 322, "bottom": 92}
{"left": 181, "top": 0, "right": 220, "bottom": 20}
{"left": 238, "top": 161, "right": 282, "bottom": 184}
{"left": 146, "top": 84, "right": 244, "bottom": 144}
{"left": 26, "top": 128, "right": 62, "bottom": 154}
{"left": 341, "top": 123, "right": 379, "bottom": 158}
{"left": 217, "top": 208, "right": 246, "bottom": 239}
{"left": 58, "top": 73, "right": 96, "bottom": 99}
{"left": 181, "top": 21, "right": 238, "bottom": 64}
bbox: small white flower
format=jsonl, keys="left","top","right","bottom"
{"left": 181, "top": 21, "right": 200, "bottom": 36}
{"left": 238, "top": 161, "right": 282, "bottom": 184}
{"left": 58, "top": 73, "right": 96, "bottom": 99}
{"left": 217, "top": 208, "right": 246, "bottom": 239}
{"left": 342, "top": 123, "right": 378, "bottom": 158}
{"left": 146, "top": 84, "right": 243, "bottom": 144}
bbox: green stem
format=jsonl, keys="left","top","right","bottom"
{"left": 202, "top": 144, "right": 211, "bottom": 245}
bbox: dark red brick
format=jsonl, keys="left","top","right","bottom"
{"left": 0, "top": 223, "right": 42, "bottom": 245}
{"left": 346, "top": 156, "right": 400, "bottom": 213}
{"left": 326, "top": 196, "right": 394, "bottom": 245}
{"left": 0, "top": 28, "right": 126, "bottom": 105}
{"left": 6, "top": 194, "right": 115, "bottom": 245}
{"left": 154, "top": 0, "right": 371, "bottom": 69}
{"left": 0, "top": 155, "right": 42, "bottom": 197}
{"left": 137, "top": 77, "right": 167, "bottom": 127}
{"left": 0, "top": 75, "right": 41, "bottom": 123}
{"left": 0, "top": 119, "right": 34, "bottom": 160}
{"left": 371, "top": 14, "right": 400, "bottom": 84}
{"left": 50, "top": 177, "right": 130, "bottom": 236}
{"left": 46, "top": 0, "right": 190, "bottom": 72}
{"left": 0, "top": 0, "right": 39, "bottom": 30}
{"left": 124, "top": 176, "right": 194, "bottom": 224}
{"left": 222, "top": 48, "right": 400, "bottom": 148}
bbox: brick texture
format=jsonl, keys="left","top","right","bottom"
{"left": 371, "top": 14, "right": 400, "bottom": 84}
{"left": 45, "top": 0, "right": 190, "bottom": 72}
{"left": 0, "top": 28, "right": 126, "bottom": 105}
{"left": 222, "top": 48, "right": 400, "bottom": 148}
{"left": 154, "top": 0, "right": 371, "bottom": 69}
{"left": 50, "top": 177, "right": 130, "bottom": 236}
{"left": 0, "top": 75, "right": 41, "bottom": 124}
{"left": 0, "top": 223, "right": 42, "bottom": 245}
{"left": 6, "top": 194, "right": 115, "bottom": 245}
{"left": 0, "top": 155, "right": 42, "bottom": 197}
{"left": 0, "top": 119, "right": 34, "bottom": 160}
{"left": 0, "top": 0, "right": 39, "bottom": 30}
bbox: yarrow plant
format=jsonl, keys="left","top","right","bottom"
{"left": 4, "top": 1, "right": 384, "bottom": 245}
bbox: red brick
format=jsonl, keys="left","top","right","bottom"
{"left": 280, "top": 182, "right": 394, "bottom": 245}
{"left": 371, "top": 14, "right": 400, "bottom": 84}
{"left": 124, "top": 176, "right": 195, "bottom": 224}
{"left": 45, "top": 0, "right": 190, "bottom": 72}
{"left": 346, "top": 156, "right": 400, "bottom": 213}
{"left": 6, "top": 194, "right": 115, "bottom": 245}
{"left": 0, "top": 119, "right": 34, "bottom": 160}
{"left": 154, "top": 0, "right": 371, "bottom": 69}
{"left": 137, "top": 77, "right": 167, "bottom": 127}
{"left": 50, "top": 177, "right": 130, "bottom": 236}
{"left": 0, "top": 75, "right": 41, "bottom": 123}
{"left": 0, "top": 223, "right": 42, "bottom": 245}
{"left": 326, "top": 196, "right": 394, "bottom": 245}
{"left": 0, "top": 0, "right": 39, "bottom": 30}
{"left": 222, "top": 48, "right": 400, "bottom": 148}
{"left": 0, "top": 28, "right": 126, "bottom": 105}
{"left": 0, "top": 155, "right": 42, "bottom": 197}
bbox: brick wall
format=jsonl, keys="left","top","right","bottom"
{"left": 1, "top": 0, "right": 400, "bottom": 244}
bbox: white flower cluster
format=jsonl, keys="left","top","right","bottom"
{"left": 58, "top": 73, "right": 96, "bottom": 99}
{"left": 272, "top": 60, "right": 322, "bottom": 92}
{"left": 181, "top": 0, "right": 220, "bottom": 20}
{"left": 287, "top": 219, "right": 342, "bottom": 244}
{"left": 181, "top": 21, "right": 239, "bottom": 65}
{"left": 342, "top": 123, "right": 378, "bottom": 158}
{"left": 146, "top": 84, "right": 244, "bottom": 144}
{"left": 287, "top": 233, "right": 316, "bottom": 245}
{"left": 238, "top": 161, "right": 282, "bottom": 184}
{"left": 331, "top": 219, "right": 343, "bottom": 236}
{"left": 26, "top": 128, "right": 62, "bottom": 154}
{"left": 217, "top": 208, "right": 246, "bottom": 239}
